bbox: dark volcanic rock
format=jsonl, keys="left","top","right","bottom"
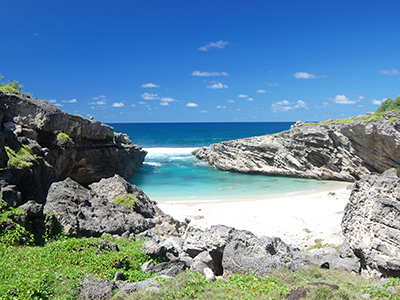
{"left": 0, "top": 93, "right": 146, "bottom": 193}
{"left": 193, "top": 118, "right": 400, "bottom": 181}
{"left": 341, "top": 169, "right": 400, "bottom": 277}
{"left": 43, "top": 177, "right": 160, "bottom": 237}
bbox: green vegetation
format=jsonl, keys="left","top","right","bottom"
{"left": 5, "top": 144, "right": 36, "bottom": 168}
{"left": 0, "top": 200, "right": 34, "bottom": 246}
{"left": 0, "top": 236, "right": 152, "bottom": 299}
{"left": 123, "top": 266, "right": 395, "bottom": 300}
{"left": 303, "top": 96, "right": 400, "bottom": 126}
{"left": 376, "top": 96, "right": 400, "bottom": 114}
{"left": 0, "top": 73, "right": 25, "bottom": 94}
{"left": 113, "top": 194, "right": 138, "bottom": 210}
{"left": 57, "top": 132, "right": 70, "bottom": 141}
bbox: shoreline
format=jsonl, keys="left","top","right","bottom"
{"left": 158, "top": 185, "right": 352, "bottom": 250}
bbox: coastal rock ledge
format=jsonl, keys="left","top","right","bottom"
{"left": 0, "top": 93, "right": 146, "bottom": 204}
{"left": 193, "top": 117, "right": 400, "bottom": 181}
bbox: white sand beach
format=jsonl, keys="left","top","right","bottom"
{"left": 158, "top": 186, "right": 352, "bottom": 250}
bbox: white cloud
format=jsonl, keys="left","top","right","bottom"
{"left": 141, "top": 92, "right": 159, "bottom": 100}
{"left": 186, "top": 102, "right": 199, "bottom": 107}
{"left": 216, "top": 105, "right": 227, "bottom": 109}
{"left": 200, "top": 110, "right": 209, "bottom": 113}
{"left": 227, "top": 99, "right": 235, "bottom": 103}
{"left": 131, "top": 104, "right": 136, "bottom": 107}
{"left": 93, "top": 100, "right": 106, "bottom": 105}
{"left": 372, "top": 99, "right": 384, "bottom": 105}
{"left": 139, "top": 101, "right": 147, "bottom": 105}
{"left": 160, "top": 102, "right": 169, "bottom": 106}
{"left": 199, "top": 40, "right": 229, "bottom": 51}
{"left": 247, "top": 97, "right": 254, "bottom": 101}
{"left": 207, "top": 82, "right": 228, "bottom": 89}
{"left": 141, "top": 83, "right": 160, "bottom": 88}
{"left": 92, "top": 95, "right": 106, "bottom": 100}
{"left": 271, "top": 100, "right": 308, "bottom": 112}
{"left": 238, "top": 94, "right": 249, "bottom": 98}
{"left": 191, "top": 70, "right": 229, "bottom": 77}
{"left": 112, "top": 102, "right": 125, "bottom": 107}
{"left": 333, "top": 95, "right": 357, "bottom": 104}
{"left": 256, "top": 89, "right": 267, "bottom": 93}
{"left": 380, "top": 69, "right": 399, "bottom": 75}
{"left": 62, "top": 98, "right": 77, "bottom": 103}
{"left": 161, "top": 97, "right": 177, "bottom": 102}
{"left": 49, "top": 99, "right": 57, "bottom": 103}
{"left": 265, "top": 82, "right": 279, "bottom": 87}
{"left": 294, "top": 72, "right": 318, "bottom": 79}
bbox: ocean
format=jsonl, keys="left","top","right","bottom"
{"left": 109, "top": 122, "right": 348, "bottom": 203}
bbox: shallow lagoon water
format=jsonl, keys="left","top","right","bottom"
{"left": 109, "top": 122, "right": 349, "bottom": 203}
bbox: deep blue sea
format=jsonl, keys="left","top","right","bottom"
{"left": 109, "top": 122, "right": 348, "bottom": 203}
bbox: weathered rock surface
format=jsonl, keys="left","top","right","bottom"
{"left": 193, "top": 116, "right": 400, "bottom": 181}
{"left": 43, "top": 175, "right": 164, "bottom": 237}
{"left": 341, "top": 169, "right": 400, "bottom": 277}
{"left": 0, "top": 93, "right": 146, "bottom": 205}
{"left": 141, "top": 224, "right": 360, "bottom": 280}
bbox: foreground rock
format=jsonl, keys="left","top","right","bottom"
{"left": 341, "top": 169, "right": 400, "bottom": 277}
{"left": 0, "top": 92, "right": 146, "bottom": 206}
{"left": 193, "top": 116, "right": 400, "bottom": 181}
{"left": 44, "top": 175, "right": 164, "bottom": 237}
{"left": 141, "top": 224, "right": 360, "bottom": 280}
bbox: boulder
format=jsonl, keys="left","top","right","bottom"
{"left": 341, "top": 169, "right": 400, "bottom": 277}
{"left": 43, "top": 177, "right": 155, "bottom": 237}
{"left": 80, "top": 274, "right": 117, "bottom": 300}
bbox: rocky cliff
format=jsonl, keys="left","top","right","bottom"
{"left": 341, "top": 169, "right": 400, "bottom": 277}
{"left": 193, "top": 115, "right": 400, "bottom": 181}
{"left": 0, "top": 92, "right": 146, "bottom": 205}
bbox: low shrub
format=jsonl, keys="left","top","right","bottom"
{"left": 113, "top": 194, "right": 138, "bottom": 210}
{"left": 57, "top": 132, "right": 70, "bottom": 141}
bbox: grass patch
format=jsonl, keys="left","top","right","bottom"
{"left": 0, "top": 236, "right": 152, "bottom": 299}
{"left": 113, "top": 194, "right": 138, "bottom": 210}
{"left": 5, "top": 145, "right": 36, "bottom": 168}
{"left": 57, "top": 132, "right": 70, "bottom": 141}
{"left": 124, "top": 266, "right": 386, "bottom": 300}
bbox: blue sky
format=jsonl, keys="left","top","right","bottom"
{"left": 2, "top": 0, "right": 400, "bottom": 123}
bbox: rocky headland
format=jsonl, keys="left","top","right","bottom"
{"left": 192, "top": 115, "right": 400, "bottom": 181}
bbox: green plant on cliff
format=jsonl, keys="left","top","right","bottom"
{"left": 376, "top": 96, "right": 400, "bottom": 114}
{"left": 0, "top": 200, "right": 34, "bottom": 246}
{"left": 57, "top": 132, "right": 70, "bottom": 141}
{"left": 5, "top": 145, "right": 36, "bottom": 168}
{"left": 0, "top": 73, "right": 24, "bottom": 94}
{"left": 113, "top": 194, "right": 138, "bottom": 210}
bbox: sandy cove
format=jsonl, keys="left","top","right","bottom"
{"left": 158, "top": 186, "right": 352, "bottom": 250}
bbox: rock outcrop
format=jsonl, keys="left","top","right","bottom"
{"left": 140, "top": 224, "right": 360, "bottom": 280}
{"left": 0, "top": 93, "right": 146, "bottom": 204}
{"left": 193, "top": 116, "right": 400, "bottom": 181}
{"left": 341, "top": 169, "right": 400, "bottom": 277}
{"left": 44, "top": 175, "right": 164, "bottom": 237}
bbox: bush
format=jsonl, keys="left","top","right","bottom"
{"left": 57, "top": 132, "right": 70, "bottom": 141}
{"left": 0, "top": 200, "right": 34, "bottom": 246}
{"left": 377, "top": 96, "right": 400, "bottom": 114}
{"left": 5, "top": 145, "right": 35, "bottom": 168}
{"left": 113, "top": 194, "right": 138, "bottom": 210}
{"left": 0, "top": 74, "right": 24, "bottom": 94}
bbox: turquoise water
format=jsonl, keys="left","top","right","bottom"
{"left": 109, "top": 122, "right": 348, "bottom": 202}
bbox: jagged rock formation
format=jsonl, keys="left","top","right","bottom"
{"left": 0, "top": 93, "right": 146, "bottom": 205}
{"left": 341, "top": 169, "right": 400, "bottom": 277}
{"left": 140, "top": 224, "right": 360, "bottom": 280}
{"left": 193, "top": 116, "right": 400, "bottom": 181}
{"left": 44, "top": 175, "right": 165, "bottom": 237}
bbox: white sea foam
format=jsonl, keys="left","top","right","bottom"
{"left": 144, "top": 162, "right": 162, "bottom": 167}
{"left": 145, "top": 147, "right": 198, "bottom": 158}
